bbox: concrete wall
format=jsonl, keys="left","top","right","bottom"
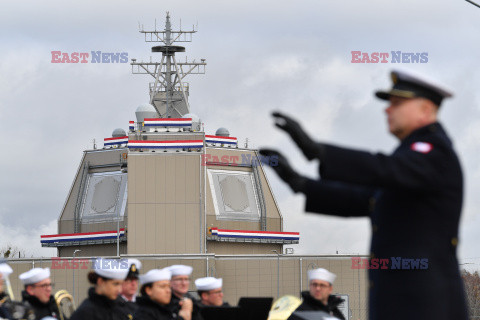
{"left": 127, "top": 153, "right": 203, "bottom": 254}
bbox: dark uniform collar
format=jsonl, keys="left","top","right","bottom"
{"left": 21, "top": 290, "right": 55, "bottom": 307}
{"left": 300, "top": 291, "right": 344, "bottom": 308}
{"left": 136, "top": 295, "right": 171, "bottom": 312}
{"left": 87, "top": 287, "right": 116, "bottom": 308}
{"left": 401, "top": 122, "right": 444, "bottom": 144}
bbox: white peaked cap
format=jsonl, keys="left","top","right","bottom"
{"left": 0, "top": 263, "right": 13, "bottom": 277}
{"left": 139, "top": 268, "right": 172, "bottom": 286}
{"left": 93, "top": 258, "right": 129, "bottom": 280}
{"left": 195, "top": 277, "right": 222, "bottom": 291}
{"left": 19, "top": 268, "right": 50, "bottom": 285}
{"left": 127, "top": 258, "right": 142, "bottom": 270}
{"left": 167, "top": 265, "right": 193, "bottom": 276}
{"left": 307, "top": 268, "right": 336, "bottom": 285}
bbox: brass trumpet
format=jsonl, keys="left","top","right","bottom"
{"left": 54, "top": 290, "right": 76, "bottom": 320}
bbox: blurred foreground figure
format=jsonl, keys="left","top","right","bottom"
{"left": 70, "top": 258, "right": 132, "bottom": 320}
{"left": 260, "top": 70, "right": 468, "bottom": 320}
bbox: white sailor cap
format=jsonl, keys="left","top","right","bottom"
{"left": 139, "top": 268, "right": 172, "bottom": 286}
{"left": 19, "top": 268, "right": 50, "bottom": 285}
{"left": 307, "top": 268, "right": 336, "bottom": 285}
{"left": 167, "top": 265, "right": 193, "bottom": 277}
{"left": 195, "top": 277, "right": 222, "bottom": 291}
{"left": 375, "top": 69, "right": 453, "bottom": 106}
{"left": 92, "top": 258, "right": 129, "bottom": 280}
{"left": 0, "top": 261, "right": 13, "bottom": 277}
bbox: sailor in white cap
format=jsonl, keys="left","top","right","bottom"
{"left": 70, "top": 258, "right": 132, "bottom": 320}
{"left": 135, "top": 268, "right": 193, "bottom": 320}
{"left": 119, "top": 258, "right": 142, "bottom": 313}
{"left": 195, "top": 277, "right": 229, "bottom": 307}
{"left": 18, "top": 267, "right": 61, "bottom": 320}
{"left": 0, "top": 259, "right": 14, "bottom": 319}
{"left": 0, "top": 259, "right": 13, "bottom": 298}
{"left": 261, "top": 68, "right": 468, "bottom": 320}
{"left": 166, "top": 265, "right": 201, "bottom": 320}
{"left": 289, "top": 268, "right": 345, "bottom": 320}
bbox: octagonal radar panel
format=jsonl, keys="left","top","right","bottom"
{"left": 135, "top": 103, "right": 158, "bottom": 123}
{"left": 183, "top": 113, "right": 202, "bottom": 131}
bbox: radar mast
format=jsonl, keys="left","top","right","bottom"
{"left": 131, "top": 12, "right": 206, "bottom": 118}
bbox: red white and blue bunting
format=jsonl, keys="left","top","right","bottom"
{"left": 128, "top": 140, "right": 204, "bottom": 149}
{"left": 41, "top": 229, "right": 125, "bottom": 245}
{"left": 104, "top": 136, "right": 129, "bottom": 147}
{"left": 205, "top": 135, "right": 238, "bottom": 146}
{"left": 144, "top": 118, "right": 192, "bottom": 127}
{"left": 209, "top": 228, "right": 299, "bottom": 242}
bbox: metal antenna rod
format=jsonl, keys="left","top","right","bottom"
{"left": 466, "top": 0, "right": 480, "bottom": 8}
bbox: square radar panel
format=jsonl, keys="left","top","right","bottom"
{"left": 80, "top": 171, "right": 127, "bottom": 222}
{"left": 208, "top": 169, "right": 260, "bottom": 221}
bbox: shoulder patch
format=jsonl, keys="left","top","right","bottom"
{"left": 410, "top": 142, "right": 433, "bottom": 154}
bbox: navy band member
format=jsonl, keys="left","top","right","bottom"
{"left": 70, "top": 258, "right": 132, "bottom": 320}
{"left": 119, "top": 259, "right": 142, "bottom": 314}
{"left": 194, "top": 277, "right": 229, "bottom": 307}
{"left": 289, "top": 268, "right": 344, "bottom": 320}
{"left": 0, "top": 260, "right": 14, "bottom": 319}
{"left": 19, "top": 268, "right": 61, "bottom": 320}
{"left": 260, "top": 70, "right": 468, "bottom": 320}
{"left": 166, "top": 265, "right": 201, "bottom": 320}
{"left": 135, "top": 268, "right": 192, "bottom": 320}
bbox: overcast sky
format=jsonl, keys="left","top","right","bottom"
{"left": 0, "top": 0, "right": 479, "bottom": 270}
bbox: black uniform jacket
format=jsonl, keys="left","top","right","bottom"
{"left": 288, "top": 291, "right": 345, "bottom": 320}
{"left": 134, "top": 296, "right": 181, "bottom": 320}
{"left": 304, "top": 122, "right": 468, "bottom": 320}
{"left": 22, "top": 291, "right": 61, "bottom": 320}
{"left": 118, "top": 296, "right": 139, "bottom": 315}
{"left": 168, "top": 292, "right": 203, "bottom": 320}
{"left": 0, "top": 293, "right": 13, "bottom": 320}
{"left": 70, "top": 288, "right": 132, "bottom": 320}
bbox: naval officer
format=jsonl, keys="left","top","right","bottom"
{"left": 119, "top": 258, "right": 142, "bottom": 314}
{"left": 19, "top": 268, "right": 61, "bottom": 320}
{"left": 260, "top": 70, "right": 468, "bottom": 319}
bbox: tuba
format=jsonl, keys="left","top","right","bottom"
{"left": 54, "top": 290, "right": 76, "bottom": 320}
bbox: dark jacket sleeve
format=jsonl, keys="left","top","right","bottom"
{"left": 70, "top": 304, "right": 94, "bottom": 320}
{"left": 304, "top": 179, "right": 373, "bottom": 217}
{"left": 320, "top": 142, "right": 448, "bottom": 193}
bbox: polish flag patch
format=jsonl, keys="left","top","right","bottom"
{"left": 410, "top": 142, "right": 433, "bottom": 154}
